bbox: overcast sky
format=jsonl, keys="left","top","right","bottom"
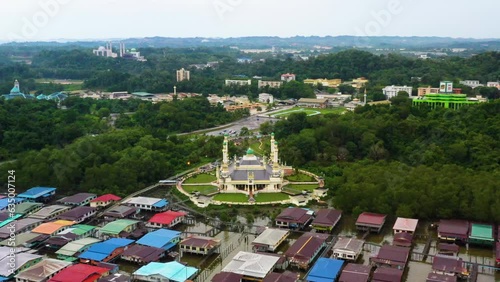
{"left": 1, "top": 0, "right": 498, "bottom": 42}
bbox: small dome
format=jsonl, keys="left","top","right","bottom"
{"left": 98, "top": 46, "right": 106, "bottom": 51}
{"left": 246, "top": 148, "right": 254, "bottom": 155}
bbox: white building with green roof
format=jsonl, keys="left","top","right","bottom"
{"left": 469, "top": 223, "right": 494, "bottom": 246}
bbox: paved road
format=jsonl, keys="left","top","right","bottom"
{"left": 204, "top": 115, "right": 280, "bottom": 137}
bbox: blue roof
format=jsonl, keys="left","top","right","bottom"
{"left": 152, "top": 199, "right": 168, "bottom": 208}
{"left": 0, "top": 198, "right": 25, "bottom": 210}
{"left": 134, "top": 261, "right": 198, "bottom": 282}
{"left": 306, "top": 258, "right": 344, "bottom": 282}
{"left": 17, "top": 187, "right": 56, "bottom": 199}
{"left": 79, "top": 238, "right": 134, "bottom": 261}
{"left": 137, "top": 229, "right": 181, "bottom": 249}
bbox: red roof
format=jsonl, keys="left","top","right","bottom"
{"left": 284, "top": 233, "right": 328, "bottom": 265}
{"left": 311, "top": 209, "right": 342, "bottom": 227}
{"left": 372, "top": 267, "right": 403, "bottom": 282}
{"left": 276, "top": 208, "right": 314, "bottom": 224}
{"left": 48, "top": 263, "right": 108, "bottom": 282}
{"left": 338, "top": 263, "right": 371, "bottom": 282}
{"left": 496, "top": 242, "right": 500, "bottom": 262}
{"left": 437, "top": 220, "right": 469, "bottom": 238}
{"left": 148, "top": 211, "right": 187, "bottom": 225}
{"left": 91, "top": 194, "right": 121, "bottom": 203}
{"left": 356, "top": 212, "right": 386, "bottom": 226}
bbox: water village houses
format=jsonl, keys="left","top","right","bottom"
{"left": 305, "top": 258, "right": 344, "bottom": 282}
{"left": 97, "top": 219, "right": 141, "bottom": 239}
{"left": 17, "top": 187, "right": 57, "bottom": 203}
{"left": 0, "top": 218, "right": 43, "bottom": 239}
{"left": 392, "top": 217, "right": 418, "bottom": 247}
{"left": 221, "top": 251, "right": 280, "bottom": 281}
{"left": 55, "top": 237, "right": 101, "bottom": 260}
{"left": 14, "top": 258, "right": 72, "bottom": 282}
{"left": 338, "top": 263, "right": 372, "bottom": 282}
{"left": 31, "top": 220, "right": 75, "bottom": 236}
{"left": 284, "top": 232, "right": 329, "bottom": 269}
{"left": 44, "top": 224, "right": 96, "bottom": 249}
{"left": 179, "top": 236, "right": 221, "bottom": 255}
{"left": 311, "top": 209, "right": 342, "bottom": 233}
{"left": 371, "top": 245, "right": 410, "bottom": 269}
{"left": 0, "top": 247, "right": 42, "bottom": 280}
{"left": 275, "top": 208, "right": 314, "bottom": 230}
{"left": 56, "top": 206, "right": 97, "bottom": 223}
{"left": 120, "top": 244, "right": 165, "bottom": 264}
{"left": 252, "top": 228, "right": 290, "bottom": 252}
{"left": 57, "top": 193, "right": 97, "bottom": 206}
{"left": 90, "top": 194, "right": 121, "bottom": 208}
{"left": 132, "top": 261, "right": 198, "bottom": 282}
{"left": 28, "top": 205, "right": 71, "bottom": 221}
{"left": 438, "top": 220, "right": 469, "bottom": 243}
{"left": 331, "top": 237, "right": 364, "bottom": 261}
{"left": 47, "top": 263, "right": 110, "bottom": 282}
{"left": 146, "top": 211, "right": 186, "bottom": 229}
{"left": 136, "top": 229, "right": 181, "bottom": 251}
{"left": 122, "top": 197, "right": 168, "bottom": 212}
{"left": 431, "top": 255, "right": 469, "bottom": 278}
{"left": 468, "top": 223, "right": 494, "bottom": 246}
{"left": 102, "top": 205, "right": 139, "bottom": 220}
{"left": 355, "top": 212, "right": 387, "bottom": 233}
{"left": 372, "top": 267, "right": 403, "bottom": 282}
{"left": 78, "top": 238, "right": 134, "bottom": 264}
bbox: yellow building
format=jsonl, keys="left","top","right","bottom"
{"left": 351, "top": 77, "right": 369, "bottom": 89}
{"left": 303, "top": 78, "right": 342, "bottom": 87}
{"left": 417, "top": 86, "right": 439, "bottom": 96}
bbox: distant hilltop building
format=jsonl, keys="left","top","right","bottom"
{"left": 176, "top": 68, "right": 190, "bottom": 82}
{"left": 216, "top": 133, "right": 292, "bottom": 195}
{"left": 459, "top": 80, "right": 484, "bottom": 89}
{"left": 225, "top": 79, "right": 252, "bottom": 86}
{"left": 486, "top": 81, "right": 500, "bottom": 89}
{"left": 258, "top": 93, "right": 274, "bottom": 104}
{"left": 93, "top": 42, "right": 146, "bottom": 62}
{"left": 413, "top": 81, "right": 483, "bottom": 109}
{"left": 304, "top": 78, "right": 342, "bottom": 88}
{"left": 382, "top": 85, "right": 413, "bottom": 99}
{"left": 258, "top": 80, "right": 282, "bottom": 89}
{"left": 2, "top": 80, "right": 34, "bottom": 100}
{"left": 281, "top": 73, "right": 296, "bottom": 82}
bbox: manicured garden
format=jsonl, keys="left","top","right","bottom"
{"left": 182, "top": 185, "right": 218, "bottom": 195}
{"left": 282, "top": 184, "right": 319, "bottom": 193}
{"left": 270, "top": 107, "right": 346, "bottom": 118}
{"left": 285, "top": 172, "right": 316, "bottom": 182}
{"left": 183, "top": 173, "right": 217, "bottom": 184}
{"left": 254, "top": 193, "right": 290, "bottom": 203}
{"left": 213, "top": 193, "right": 249, "bottom": 203}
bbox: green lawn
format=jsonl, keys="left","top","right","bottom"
{"left": 184, "top": 173, "right": 217, "bottom": 184}
{"left": 285, "top": 173, "right": 316, "bottom": 182}
{"left": 283, "top": 184, "right": 319, "bottom": 191}
{"left": 182, "top": 185, "right": 218, "bottom": 195}
{"left": 271, "top": 107, "right": 346, "bottom": 118}
{"left": 254, "top": 193, "right": 290, "bottom": 203}
{"left": 213, "top": 193, "right": 249, "bottom": 203}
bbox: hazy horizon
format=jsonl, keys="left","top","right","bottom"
{"left": 1, "top": 0, "right": 499, "bottom": 42}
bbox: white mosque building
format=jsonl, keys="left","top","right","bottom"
{"left": 216, "top": 133, "right": 292, "bottom": 194}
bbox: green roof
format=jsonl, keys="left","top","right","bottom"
{"left": 469, "top": 224, "right": 494, "bottom": 241}
{"left": 131, "top": 92, "right": 155, "bottom": 97}
{"left": 71, "top": 224, "right": 96, "bottom": 235}
{"left": 15, "top": 202, "right": 42, "bottom": 215}
{"left": 99, "top": 219, "right": 139, "bottom": 234}
{"left": 246, "top": 148, "right": 254, "bottom": 155}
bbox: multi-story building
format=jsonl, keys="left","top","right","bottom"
{"left": 487, "top": 81, "right": 500, "bottom": 89}
{"left": 303, "top": 78, "right": 342, "bottom": 87}
{"left": 281, "top": 73, "right": 296, "bottom": 82}
{"left": 382, "top": 85, "right": 413, "bottom": 99}
{"left": 460, "top": 80, "right": 484, "bottom": 88}
{"left": 418, "top": 86, "right": 440, "bottom": 96}
{"left": 225, "top": 79, "right": 252, "bottom": 86}
{"left": 258, "top": 80, "right": 283, "bottom": 89}
{"left": 176, "top": 68, "right": 190, "bottom": 82}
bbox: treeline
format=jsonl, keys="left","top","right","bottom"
{"left": 262, "top": 100, "right": 500, "bottom": 222}
{"left": 5, "top": 130, "right": 228, "bottom": 196}
{"left": 1, "top": 48, "right": 499, "bottom": 100}
{"left": 0, "top": 96, "right": 247, "bottom": 160}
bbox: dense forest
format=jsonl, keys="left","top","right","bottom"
{"left": 0, "top": 96, "right": 247, "bottom": 160}
{"left": 258, "top": 97, "right": 500, "bottom": 222}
